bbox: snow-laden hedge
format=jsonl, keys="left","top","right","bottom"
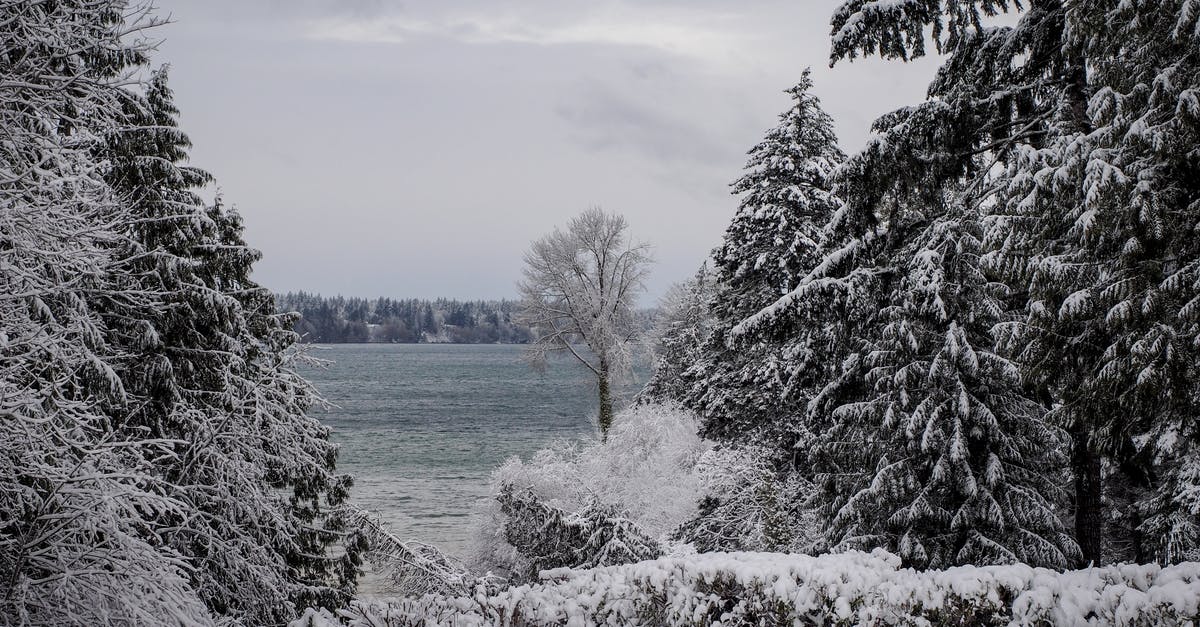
{"left": 293, "top": 549, "right": 1200, "bottom": 626}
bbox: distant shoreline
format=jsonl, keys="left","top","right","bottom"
{"left": 295, "top": 339, "right": 530, "bottom": 345}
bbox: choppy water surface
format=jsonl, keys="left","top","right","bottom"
{"left": 300, "top": 343, "right": 606, "bottom": 558}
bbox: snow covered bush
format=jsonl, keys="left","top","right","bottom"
{"left": 675, "top": 445, "right": 817, "bottom": 553}
{"left": 469, "top": 403, "right": 829, "bottom": 578}
{"left": 294, "top": 550, "right": 1200, "bottom": 626}
{"left": 496, "top": 486, "right": 662, "bottom": 582}
{"left": 468, "top": 403, "right": 710, "bottom": 579}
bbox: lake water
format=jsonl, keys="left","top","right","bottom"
{"left": 300, "top": 343, "right": 613, "bottom": 559}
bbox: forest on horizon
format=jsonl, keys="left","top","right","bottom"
{"left": 277, "top": 292, "right": 660, "bottom": 345}
{"left": 276, "top": 292, "right": 535, "bottom": 344}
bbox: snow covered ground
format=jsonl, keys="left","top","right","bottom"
{"left": 294, "top": 549, "right": 1200, "bottom": 626}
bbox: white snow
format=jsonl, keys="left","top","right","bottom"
{"left": 293, "top": 549, "right": 1200, "bottom": 626}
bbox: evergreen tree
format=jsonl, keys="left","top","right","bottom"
{"left": 822, "top": 0, "right": 1103, "bottom": 565}
{"left": 731, "top": 97, "right": 1080, "bottom": 567}
{"left": 993, "top": 1, "right": 1200, "bottom": 564}
{"left": 639, "top": 264, "right": 714, "bottom": 405}
{"left": 809, "top": 187, "right": 1078, "bottom": 568}
{"left": 682, "top": 71, "right": 844, "bottom": 442}
{"left": 99, "top": 69, "right": 361, "bottom": 621}
{"left": 823, "top": 0, "right": 1200, "bottom": 565}
{"left": 720, "top": 1, "right": 1094, "bottom": 568}
{"left": 0, "top": 2, "right": 208, "bottom": 623}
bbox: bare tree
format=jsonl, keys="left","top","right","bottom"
{"left": 517, "top": 208, "right": 652, "bottom": 436}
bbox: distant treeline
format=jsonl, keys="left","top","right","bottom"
{"left": 277, "top": 292, "right": 535, "bottom": 344}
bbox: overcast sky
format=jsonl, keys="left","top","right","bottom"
{"left": 149, "top": 0, "right": 943, "bottom": 302}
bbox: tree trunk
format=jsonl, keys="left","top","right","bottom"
{"left": 1072, "top": 429, "right": 1104, "bottom": 565}
{"left": 597, "top": 366, "right": 613, "bottom": 439}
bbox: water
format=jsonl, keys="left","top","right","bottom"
{"left": 300, "top": 343, "right": 608, "bottom": 558}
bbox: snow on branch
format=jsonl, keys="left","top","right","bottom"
{"left": 343, "top": 508, "right": 492, "bottom": 598}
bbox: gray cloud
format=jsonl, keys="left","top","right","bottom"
{"left": 149, "top": 0, "right": 946, "bottom": 301}
{"left": 555, "top": 87, "right": 727, "bottom": 165}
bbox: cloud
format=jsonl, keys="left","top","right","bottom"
{"left": 152, "top": 0, "right": 950, "bottom": 299}
{"left": 302, "top": 4, "right": 749, "bottom": 69}
{"left": 555, "top": 87, "right": 728, "bottom": 166}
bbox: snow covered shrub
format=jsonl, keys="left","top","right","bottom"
{"left": 469, "top": 403, "right": 825, "bottom": 576}
{"left": 346, "top": 509, "right": 501, "bottom": 598}
{"left": 468, "top": 403, "right": 709, "bottom": 579}
{"left": 674, "top": 445, "right": 817, "bottom": 553}
{"left": 293, "top": 550, "right": 1200, "bottom": 627}
{"left": 497, "top": 486, "right": 662, "bottom": 582}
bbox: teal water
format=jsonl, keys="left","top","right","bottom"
{"left": 300, "top": 344, "right": 609, "bottom": 558}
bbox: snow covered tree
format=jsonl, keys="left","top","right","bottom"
{"left": 713, "top": 2, "right": 1103, "bottom": 568}
{"left": 673, "top": 444, "right": 815, "bottom": 553}
{"left": 831, "top": 0, "right": 1200, "bottom": 565}
{"left": 732, "top": 112, "right": 1079, "bottom": 567}
{"left": 638, "top": 264, "right": 713, "bottom": 405}
{"left": 989, "top": 1, "right": 1200, "bottom": 564}
{"left": 682, "top": 71, "right": 844, "bottom": 442}
{"left": 0, "top": 1, "right": 212, "bottom": 623}
{"left": 809, "top": 189, "right": 1077, "bottom": 568}
{"left": 468, "top": 403, "right": 708, "bottom": 579}
{"left": 820, "top": 0, "right": 1200, "bottom": 566}
{"left": 95, "top": 65, "right": 362, "bottom": 621}
{"left": 2, "top": 3, "right": 364, "bottom": 623}
{"left": 516, "top": 207, "right": 652, "bottom": 435}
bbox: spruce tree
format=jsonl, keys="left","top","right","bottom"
{"left": 830, "top": 0, "right": 1094, "bottom": 562}
{"left": 809, "top": 186, "right": 1078, "bottom": 568}
{"left": 682, "top": 70, "right": 844, "bottom": 442}
{"left": 639, "top": 264, "right": 714, "bottom": 405}
{"left": 993, "top": 2, "right": 1200, "bottom": 564}
{"left": 822, "top": 0, "right": 1200, "bottom": 566}
{"left": 0, "top": 2, "right": 208, "bottom": 623}
{"left": 712, "top": 1, "right": 1099, "bottom": 567}
{"left": 99, "top": 69, "right": 362, "bottom": 620}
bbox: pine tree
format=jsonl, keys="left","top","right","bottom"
{"left": 991, "top": 1, "right": 1200, "bottom": 564}
{"left": 682, "top": 70, "right": 844, "bottom": 442}
{"left": 808, "top": 186, "right": 1078, "bottom": 568}
{"left": 98, "top": 69, "right": 362, "bottom": 621}
{"left": 0, "top": 2, "right": 210, "bottom": 623}
{"left": 639, "top": 264, "right": 714, "bottom": 405}
{"left": 821, "top": 0, "right": 1089, "bottom": 566}
{"left": 821, "top": 0, "right": 1200, "bottom": 566}
{"left": 712, "top": 1, "right": 1103, "bottom": 567}
{"left": 732, "top": 100, "right": 1080, "bottom": 567}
